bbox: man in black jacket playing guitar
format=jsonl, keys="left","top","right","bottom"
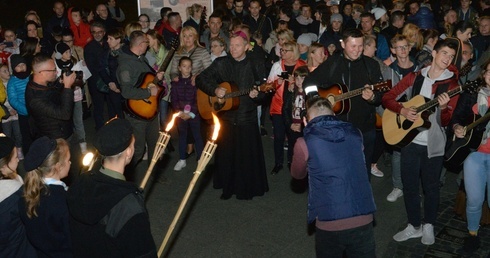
{"left": 116, "top": 30, "right": 164, "bottom": 185}
{"left": 303, "top": 28, "right": 383, "bottom": 180}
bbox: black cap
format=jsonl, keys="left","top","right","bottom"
{"left": 94, "top": 118, "right": 133, "bottom": 156}
{"left": 0, "top": 134, "right": 15, "bottom": 159}
{"left": 10, "top": 54, "right": 26, "bottom": 70}
{"left": 24, "top": 136, "right": 57, "bottom": 171}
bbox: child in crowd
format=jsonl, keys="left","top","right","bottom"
{"left": 54, "top": 42, "right": 88, "bottom": 154}
{"left": 171, "top": 56, "right": 203, "bottom": 171}
{"left": 0, "top": 64, "right": 23, "bottom": 160}
{"left": 284, "top": 65, "right": 309, "bottom": 169}
{"left": 19, "top": 136, "right": 72, "bottom": 257}
{"left": 0, "top": 135, "right": 36, "bottom": 257}
{"left": 7, "top": 54, "right": 31, "bottom": 153}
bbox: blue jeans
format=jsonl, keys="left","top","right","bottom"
{"left": 391, "top": 151, "right": 403, "bottom": 189}
{"left": 159, "top": 99, "right": 170, "bottom": 130}
{"left": 401, "top": 143, "right": 443, "bottom": 226}
{"left": 315, "top": 222, "right": 376, "bottom": 258}
{"left": 272, "top": 114, "right": 288, "bottom": 166}
{"left": 176, "top": 116, "right": 203, "bottom": 160}
{"left": 464, "top": 151, "right": 490, "bottom": 232}
{"left": 2, "top": 119, "right": 22, "bottom": 147}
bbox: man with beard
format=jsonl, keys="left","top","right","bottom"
{"left": 25, "top": 54, "right": 76, "bottom": 140}
{"left": 196, "top": 32, "right": 269, "bottom": 200}
{"left": 6, "top": 55, "right": 33, "bottom": 152}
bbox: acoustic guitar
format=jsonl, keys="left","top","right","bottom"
{"left": 125, "top": 39, "right": 179, "bottom": 120}
{"left": 382, "top": 79, "right": 481, "bottom": 147}
{"left": 317, "top": 80, "right": 392, "bottom": 115}
{"left": 197, "top": 81, "right": 275, "bottom": 120}
{"left": 444, "top": 111, "right": 490, "bottom": 171}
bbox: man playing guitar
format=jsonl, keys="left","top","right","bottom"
{"left": 382, "top": 38, "right": 460, "bottom": 246}
{"left": 116, "top": 31, "right": 164, "bottom": 184}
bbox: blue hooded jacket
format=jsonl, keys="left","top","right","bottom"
{"left": 304, "top": 115, "right": 376, "bottom": 223}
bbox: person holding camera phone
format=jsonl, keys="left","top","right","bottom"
{"left": 25, "top": 54, "right": 76, "bottom": 180}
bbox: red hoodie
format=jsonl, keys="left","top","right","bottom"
{"left": 68, "top": 7, "right": 92, "bottom": 48}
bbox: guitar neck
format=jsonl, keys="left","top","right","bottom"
{"left": 152, "top": 48, "right": 176, "bottom": 84}
{"left": 225, "top": 88, "right": 253, "bottom": 98}
{"left": 415, "top": 86, "right": 462, "bottom": 113}
{"left": 334, "top": 87, "right": 365, "bottom": 102}
{"left": 467, "top": 112, "right": 490, "bottom": 132}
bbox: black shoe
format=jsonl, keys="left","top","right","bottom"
{"left": 463, "top": 235, "right": 480, "bottom": 253}
{"left": 185, "top": 150, "right": 195, "bottom": 159}
{"left": 260, "top": 126, "right": 268, "bottom": 136}
{"left": 287, "top": 162, "right": 291, "bottom": 170}
{"left": 271, "top": 164, "right": 283, "bottom": 175}
{"left": 220, "top": 193, "right": 232, "bottom": 200}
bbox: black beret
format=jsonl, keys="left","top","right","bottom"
{"left": 24, "top": 136, "right": 57, "bottom": 171}
{"left": 94, "top": 118, "right": 133, "bottom": 156}
{"left": 0, "top": 134, "right": 15, "bottom": 160}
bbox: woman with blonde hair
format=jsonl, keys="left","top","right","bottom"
{"left": 267, "top": 29, "right": 295, "bottom": 70}
{"left": 170, "top": 26, "right": 211, "bottom": 83}
{"left": 267, "top": 40, "right": 306, "bottom": 174}
{"left": 402, "top": 23, "right": 423, "bottom": 58}
{"left": 183, "top": 4, "right": 205, "bottom": 36}
{"left": 307, "top": 42, "right": 326, "bottom": 71}
{"left": 123, "top": 22, "right": 142, "bottom": 44}
{"left": 18, "top": 137, "right": 72, "bottom": 257}
{"left": 0, "top": 135, "right": 36, "bottom": 257}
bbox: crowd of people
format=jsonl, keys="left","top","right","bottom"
{"left": 2, "top": 0, "right": 490, "bottom": 256}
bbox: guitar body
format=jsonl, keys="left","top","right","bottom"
{"left": 444, "top": 114, "right": 484, "bottom": 171}
{"left": 125, "top": 72, "right": 166, "bottom": 120}
{"left": 318, "top": 84, "right": 350, "bottom": 115}
{"left": 197, "top": 82, "right": 240, "bottom": 120}
{"left": 382, "top": 95, "right": 432, "bottom": 147}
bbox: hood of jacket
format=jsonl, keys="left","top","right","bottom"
{"left": 305, "top": 115, "right": 349, "bottom": 143}
{"left": 67, "top": 171, "right": 140, "bottom": 225}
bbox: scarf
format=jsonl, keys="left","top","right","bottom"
{"left": 477, "top": 86, "right": 490, "bottom": 144}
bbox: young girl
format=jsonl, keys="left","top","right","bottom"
{"left": 0, "top": 64, "right": 23, "bottom": 160}
{"left": 284, "top": 65, "right": 309, "bottom": 169}
{"left": 54, "top": 42, "right": 88, "bottom": 154}
{"left": 171, "top": 57, "right": 203, "bottom": 171}
{"left": 19, "top": 137, "right": 72, "bottom": 257}
{"left": 0, "top": 135, "right": 36, "bottom": 257}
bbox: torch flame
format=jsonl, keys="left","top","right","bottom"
{"left": 211, "top": 113, "right": 220, "bottom": 141}
{"left": 165, "top": 113, "right": 180, "bottom": 132}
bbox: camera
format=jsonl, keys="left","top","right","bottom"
{"left": 62, "top": 69, "right": 84, "bottom": 88}
{"left": 278, "top": 71, "right": 289, "bottom": 80}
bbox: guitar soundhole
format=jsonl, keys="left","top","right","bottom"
{"left": 214, "top": 102, "right": 224, "bottom": 111}
{"left": 401, "top": 120, "right": 413, "bottom": 130}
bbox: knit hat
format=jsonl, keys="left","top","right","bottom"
{"left": 24, "top": 136, "right": 57, "bottom": 171}
{"left": 9, "top": 54, "right": 26, "bottom": 70}
{"left": 94, "top": 118, "right": 133, "bottom": 156}
{"left": 371, "top": 7, "right": 387, "bottom": 20}
{"left": 297, "top": 33, "right": 318, "bottom": 47}
{"left": 54, "top": 42, "right": 70, "bottom": 59}
{"left": 330, "top": 13, "right": 343, "bottom": 23}
{"left": 0, "top": 134, "right": 15, "bottom": 160}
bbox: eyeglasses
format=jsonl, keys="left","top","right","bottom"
{"left": 91, "top": 30, "right": 105, "bottom": 35}
{"left": 280, "top": 48, "right": 293, "bottom": 53}
{"left": 394, "top": 45, "right": 409, "bottom": 51}
{"left": 39, "top": 69, "right": 57, "bottom": 73}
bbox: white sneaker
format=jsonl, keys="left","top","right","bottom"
{"left": 371, "top": 164, "right": 384, "bottom": 177}
{"left": 393, "top": 224, "right": 423, "bottom": 242}
{"left": 421, "top": 223, "right": 435, "bottom": 245}
{"left": 174, "top": 160, "right": 187, "bottom": 171}
{"left": 387, "top": 188, "right": 403, "bottom": 202}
